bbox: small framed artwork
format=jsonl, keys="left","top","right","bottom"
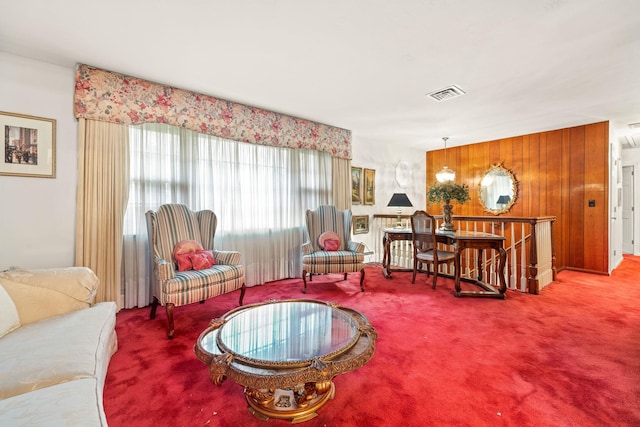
{"left": 351, "top": 166, "right": 362, "bottom": 204}
{"left": 1, "top": 111, "right": 56, "bottom": 178}
{"left": 363, "top": 168, "right": 375, "bottom": 205}
{"left": 353, "top": 215, "right": 369, "bottom": 235}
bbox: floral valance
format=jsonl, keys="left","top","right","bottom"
{"left": 74, "top": 64, "right": 352, "bottom": 159}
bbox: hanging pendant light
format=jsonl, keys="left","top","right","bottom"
{"left": 435, "top": 137, "right": 456, "bottom": 182}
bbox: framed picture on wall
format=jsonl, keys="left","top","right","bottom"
{"left": 353, "top": 215, "right": 369, "bottom": 234}
{"left": 1, "top": 111, "right": 56, "bottom": 178}
{"left": 351, "top": 166, "right": 362, "bottom": 204}
{"left": 363, "top": 168, "right": 375, "bottom": 205}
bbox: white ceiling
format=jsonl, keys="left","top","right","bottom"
{"left": 2, "top": 0, "right": 640, "bottom": 151}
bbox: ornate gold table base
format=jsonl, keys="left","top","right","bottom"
{"left": 194, "top": 299, "right": 377, "bottom": 424}
{"left": 245, "top": 381, "right": 335, "bottom": 423}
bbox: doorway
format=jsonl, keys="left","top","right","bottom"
{"left": 622, "top": 165, "right": 635, "bottom": 254}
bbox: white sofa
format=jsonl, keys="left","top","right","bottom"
{"left": 0, "top": 267, "right": 117, "bottom": 426}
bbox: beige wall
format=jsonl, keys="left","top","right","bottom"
{"left": 0, "top": 53, "right": 78, "bottom": 270}
{"left": 0, "top": 52, "right": 427, "bottom": 270}
{"left": 349, "top": 136, "right": 427, "bottom": 260}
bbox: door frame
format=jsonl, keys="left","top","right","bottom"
{"left": 622, "top": 161, "right": 639, "bottom": 255}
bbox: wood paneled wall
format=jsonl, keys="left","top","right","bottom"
{"left": 426, "top": 121, "right": 609, "bottom": 273}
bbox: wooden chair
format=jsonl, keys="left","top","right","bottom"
{"left": 410, "top": 210, "right": 456, "bottom": 289}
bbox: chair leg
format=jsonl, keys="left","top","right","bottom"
{"left": 412, "top": 259, "right": 418, "bottom": 284}
{"left": 166, "top": 303, "right": 175, "bottom": 340}
{"left": 344, "top": 272, "right": 348, "bottom": 280}
{"left": 238, "top": 284, "right": 246, "bottom": 305}
{"left": 359, "top": 268, "right": 365, "bottom": 292}
{"left": 432, "top": 267, "right": 438, "bottom": 290}
{"left": 302, "top": 270, "right": 308, "bottom": 293}
{"left": 150, "top": 296, "right": 159, "bottom": 319}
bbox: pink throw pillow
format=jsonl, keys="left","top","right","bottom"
{"left": 318, "top": 231, "right": 341, "bottom": 250}
{"left": 189, "top": 252, "right": 214, "bottom": 270}
{"left": 175, "top": 253, "right": 194, "bottom": 272}
{"left": 324, "top": 239, "right": 340, "bottom": 251}
{"left": 173, "top": 240, "right": 205, "bottom": 271}
{"left": 173, "top": 240, "right": 204, "bottom": 258}
{"left": 197, "top": 249, "right": 216, "bottom": 266}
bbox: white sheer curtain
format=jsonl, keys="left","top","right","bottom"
{"left": 122, "top": 123, "right": 332, "bottom": 309}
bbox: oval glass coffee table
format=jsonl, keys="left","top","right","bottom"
{"left": 194, "top": 299, "right": 377, "bottom": 423}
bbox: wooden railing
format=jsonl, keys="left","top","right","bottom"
{"left": 372, "top": 214, "right": 557, "bottom": 294}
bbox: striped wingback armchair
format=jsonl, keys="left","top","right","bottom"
{"left": 301, "top": 205, "right": 366, "bottom": 293}
{"left": 145, "top": 204, "right": 245, "bottom": 338}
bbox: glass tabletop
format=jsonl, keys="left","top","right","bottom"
{"left": 213, "top": 300, "right": 360, "bottom": 368}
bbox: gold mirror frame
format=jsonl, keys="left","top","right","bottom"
{"left": 479, "top": 164, "right": 518, "bottom": 215}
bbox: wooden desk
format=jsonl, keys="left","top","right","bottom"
{"left": 382, "top": 228, "right": 507, "bottom": 299}
{"left": 381, "top": 228, "right": 414, "bottom": 279}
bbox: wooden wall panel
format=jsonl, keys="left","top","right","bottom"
{"left": 510, "top": 136, "right": 525, "bottom": 217}
{"left": 583, "top": 121, "right": 608, "bottom": 272}
{"left": 536, "top": 133, "right": 547, "bottom": 222}
{"left": 458, "top": 143, "right": 471, "bottom": 215}
{"left": 467, "top": 142, "right": 487, "bottom": 216}
{"left": 545, "top": 130, "right": 564, "bottom": 267}
{"left": 524, "top": 134, "right": 536, "bottom": 218}
{"left": 560, "top": 128, "right": 572, "bottom": 270}
{"left": 425, "top": 121, "right": 609, "bottom": 273}
{"left": 568, "top": 126, "right": 586, "bottom": 268}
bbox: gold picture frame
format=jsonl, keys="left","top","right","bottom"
{"left": 353, "top": 215, "right": 369, "bottom": 235}
{"left": 1, "top": 111, "right": 56, "bottom": 178}
{"left": 363, "top": 168, "right": 375, "bottom": 205}
{"left": 351, "top": 166, "right": 362, "bottom": 204}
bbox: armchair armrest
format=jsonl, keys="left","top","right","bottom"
{"left": 155, "top": 258, "right": 176, "bottom": 281}
{"left": 301, "top": 242, "right": 314, "bottom": 255}
{"left": 214, "top": 250, "right": 241, "bottom": 265}
{"left": 348, "top": 241, "right": 366, "bottom": 253}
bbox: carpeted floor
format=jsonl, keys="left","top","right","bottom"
{"left": 103, "top": 257, "right": 640, "bottom": 426}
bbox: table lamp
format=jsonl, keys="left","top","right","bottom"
{"left": 387, "top": 193, "right": 413, "bottom": 228}
{"left": 496, "top": 195, "right": 511, "bottom": 207}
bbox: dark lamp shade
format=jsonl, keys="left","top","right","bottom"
{"left": 496, "top": 195, "right": 511, "bottom": 204}
{"left": 387, "top": 193, "right": 413, "bottom": 207}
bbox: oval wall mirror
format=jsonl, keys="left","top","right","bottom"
{"left": 479, "top": 164, "right": 518, "bottom": 215}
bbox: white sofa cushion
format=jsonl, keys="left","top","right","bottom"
{"left": 0, "top": 378, "right": 107, "bottom": 427}
{"left": 0, "top": 283, "right": 20, "bottom": 337}
{"left": 0, "top": 302, "right": 117, "bottom": 399}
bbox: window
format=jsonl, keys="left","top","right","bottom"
{"left": 121, "top": 123, "right": 332, "bottom": 307}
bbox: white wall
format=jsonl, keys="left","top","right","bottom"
{"left": 0, "top": 53, "right": 78, "bottom": 270}
{"left": 0, "top": 52, "right": 426, "bottom": 272}
{"left": 622, "top": 146, "right": 640, "bottom": 255}
{"left": 350, "top": 136, "right": 427, "bottom": 260}
{"left": 609, "top": 127, "right": 624, "bottom": 271}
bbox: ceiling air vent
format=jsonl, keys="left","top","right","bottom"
{"left": 427, "top": 85, "right": 466, "bottom": 102}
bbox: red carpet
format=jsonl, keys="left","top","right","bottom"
{"left": 104, "top": 258, "right": 640, "bottom": 426}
